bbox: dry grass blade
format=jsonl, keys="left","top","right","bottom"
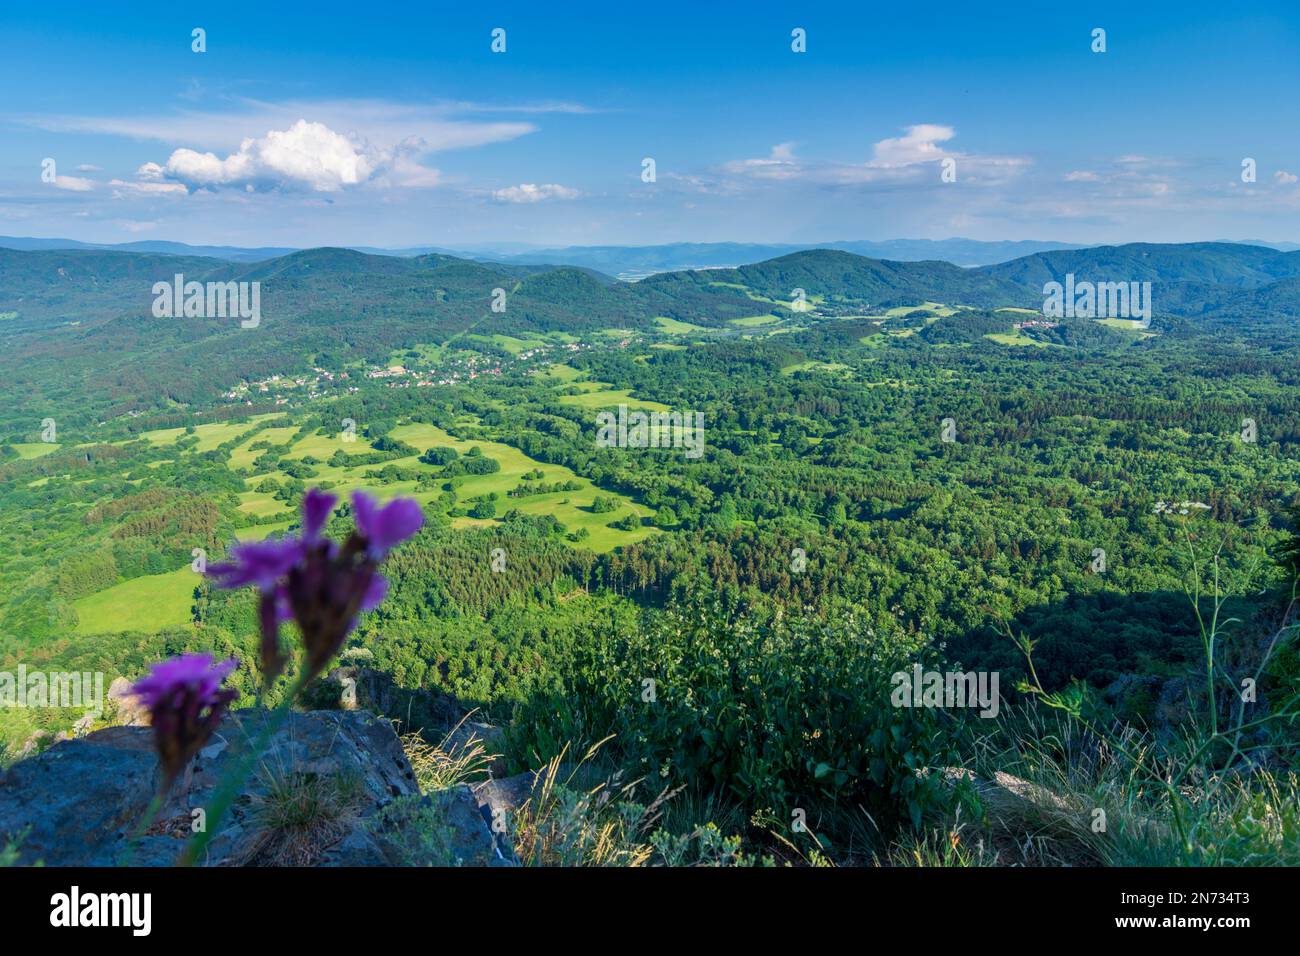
{"left": 401, "top": 709, "right": 501, "bottom": 793}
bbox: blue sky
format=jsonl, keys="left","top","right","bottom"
{"left": 2, "top": 1, "right": 1299, "bottom": 248}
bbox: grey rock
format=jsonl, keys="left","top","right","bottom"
{"left": 474, "top": 768, "right": 549, "bottom": 820}
{"left": 107, "top": 676, "right": 149, "bottom": 726}
{"left": 444, "top": 720, "right": 508, "bottom": 776}
{"left": 0, "top": 708, "right": 506, "bottom": 867}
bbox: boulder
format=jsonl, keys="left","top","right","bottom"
{"left": 107, "top": 676, "right": 150, "bottom": 726}
{"left": 0, "top": 708, "right": 510, "bottom": 867}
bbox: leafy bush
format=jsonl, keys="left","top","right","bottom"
{"left": 508, "top": 594, "right": 954, "bottom": 832}
{"left": 419, "top": 446, "right": 459, "bottom": 466}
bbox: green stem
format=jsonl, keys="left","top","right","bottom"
{"left": 119, "top": 792, "right": 165, "bottom": 866}
{"left": 178, "top": 673, "right": 307, "bottom": 867}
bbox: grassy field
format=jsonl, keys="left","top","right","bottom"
{"left": 535, "top": 363, "right": 585, "bottom": 383}
{"left": 558, "top": 387, "right": 671, "bottom": 412}
{"left": 132, "top": 419, "right": 267, "bottom": 453}
{"left": 10, "top": 442, "right": 61, "bottom": 459}
{"left": 225, "top": 421, "right": 656, "bottom": 552}
{"left": 467, "top": 333, "right": 548, "bottom": 355}
{"left": 1096, "top": 318, "right": 1158, "bottom": 339}
{"left": 885, "top": 302, "right": 959, "bottom": 318}
{"left": 728, "top": 313, "right": 781, "bottom": 327}
{"left": 281, "top": 430, "right": 343, "bottom": 461}
{"left": 229, "top": 425, "right": 300, "bottom": 470}
{"left": 233, "top": 521, "right": 293, "bottom": 541}
{"left": 72, "top": 568, "right": 198, "bottom": 635}
{"left": 389, "top": 423, "right": 657, "bottom": 551}
{"left": 986, "top": 331, "right": 1056, "bottom": 348}
{"left": 653, "top": 315, "right": 711, "bottom": 335}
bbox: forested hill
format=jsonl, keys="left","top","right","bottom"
{"left": 6, "top": 240, "right": 1298, "bottom": 329}
{"left": 979, "top": 241, "right": 1300, "bottom": 290}
{"left": 2, "top": 240, "right": 1298, "bottom": 430}
{"left": 640, "top": 249, "right": 1029, "bottom": 309}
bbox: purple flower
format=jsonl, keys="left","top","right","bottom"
{"left": 301, "top": 488, "right": 337, "bottom": 544}
{"left": 352, "top": 491, "right": 424, "bottom": 559}
{"left": 360, "top": 574, "right": 388, "bottom": 612}
{"left": 207, "top": 539, "right": 303, "bottom": 591}
{"left": 205, "top": 487, "right": 417, "bottom": 686}
{"left": 132, "top": 654, "right": 238, "bottom": 789}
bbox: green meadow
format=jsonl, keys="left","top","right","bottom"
{"left": 727, "top": 313, "right": 781, "bottom": 327}
{"left": 133, "top": 419, "right": 266, "bottom": 453}
{"left": 653, "top": 315, "right": 711, "bottom": 335}
{"left": 72, "top": 567, "right": 198, "bottom": 635}
{"left": 10, "top": 442, "right": 61, "bottom": 459}
{"left": 225, "top": 420, "right": 656, "bottom": 553}
{"left": 558, "top": 386, "right": 671, "bottom": 412}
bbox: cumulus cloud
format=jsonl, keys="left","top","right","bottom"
{"left": 868, "top": 124, "right": 955, "bottom": 167}
{"left": 133, "top": 119, "right": 450, "bottom": 194}
{"left": 148, "top": 120, "right": 393, "bottom": 192}
{"left": 1275, "top": 170, "right": 1298, "bottom": 185}
{"left": 492, "top": 183, "right": 581, "bottom": 203}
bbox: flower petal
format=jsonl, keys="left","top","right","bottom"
{"left": 301, "top": 488, "right": 337, "bottom": 543}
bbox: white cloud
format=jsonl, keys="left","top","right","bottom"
{"left": 110, "top": 178, "right": 188, "bottom": 197}
{"left": 722, "top": 125, "right": 1028, "bottom": 187}
{"left": 721, "top": 143, "right": 802, "bottom": 180}
{"left": 143, "top": 119, "right": 442, "bottom": 193}
{"left": 1065, "top": 170, "right": 1100, "bottom": 182}
{"left": 377, "top": 153, "right": 443, "bottom": 189}
{"left": 1275, "top": 170, "right": 1298, "bottom": 185}
{"left": 868, "top": 124, "right": 955, "bottom": 167}
{"left": 52, "top": 175, "right": 94, "bottom": 191}
{"left": 492, "top": 183, "right": 581, "bottom": 203}
{"left": 75, "top": 163, "right": 101, "bottom": 172}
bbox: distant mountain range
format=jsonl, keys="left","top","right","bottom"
{"left": 5, "top": 241, "right": 1300, "bottom": 333}
{"left": 5, "top": 234, "right": 1297, "bottom": 275}
{"left": 3, "top": 240, "right": 1299, "bottom": 425}
{"left": 0, "top": 236, "right": 300, "bottom": 263}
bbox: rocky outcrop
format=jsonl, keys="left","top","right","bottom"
{"left": 0, "top": 708, "right": 514, "bottom": 867}
{"left": 473, "top": 767, "right": 550, "bottom": 822}
{"left": 107, "top": 676, "right": 150, "bottom": 726}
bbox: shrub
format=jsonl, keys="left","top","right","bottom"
{"left": 508, "top": 594, "right": 953, "bottom": 834}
